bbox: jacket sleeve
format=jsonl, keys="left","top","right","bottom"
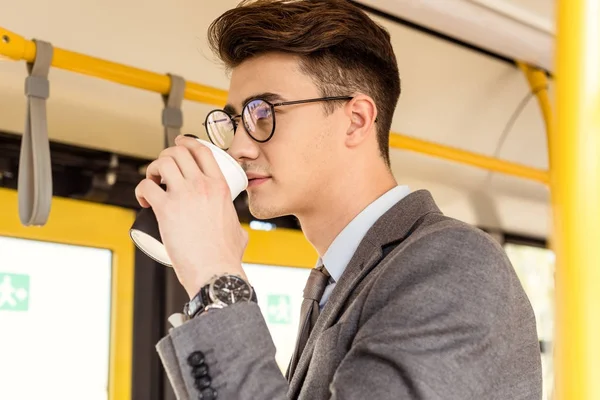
{"left": 326, "top": 227, "right": 542, "bottom": 400}
{"left": 156, "top": 302, "right": 289, "bottom": 400}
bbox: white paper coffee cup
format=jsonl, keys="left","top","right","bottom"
{"left": 129, "top": 137, "right": 248, "bottom": 267}
{"left": 197, "top": 138, "right": 248, "bottom": 199}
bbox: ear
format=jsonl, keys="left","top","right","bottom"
{"left": 344, "top": 94, "right": 377, "bottom": 148}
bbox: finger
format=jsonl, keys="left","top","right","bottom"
{"left": 159, "top": 145, "right": 203, "bottom": 181}
{"left": 135, "top": 178, "right": 167, "bottom": 208}
{"left": 145, "top": 156, "right": 186, "bottom": 188}
{"left": 175, "top": 135, "right": 225, "bottom": 180}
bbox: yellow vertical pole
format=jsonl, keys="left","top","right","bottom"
{"left": 553, "top": 0, "right": 600, "bottom": 398}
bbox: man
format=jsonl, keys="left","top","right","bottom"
{"left": 135, "top": 0, "right": 543, "bottom": 399}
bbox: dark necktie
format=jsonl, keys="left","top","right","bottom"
{"left": 287, "top": 265, "right": 330, "bottom": 380}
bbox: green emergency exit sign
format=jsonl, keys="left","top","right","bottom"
{"left": 0, "top": 273, "right": 30, "bottom": 312}
{"left": 266, "top": 294, "right": 292, "bottom": 324}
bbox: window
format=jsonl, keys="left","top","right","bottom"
{"left": 243, "top": 263, "right": 311, "bottom": 372}
{"left": 504, "top": 242, "right": 555, "bottom": 400}
{"left": 0, "top": 188, "right": 135, "bottom": 400}
{"left": 0, "top": 236, "right": 112, "bottom": 400}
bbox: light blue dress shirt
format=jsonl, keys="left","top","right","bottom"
{"left": 318, "top": 185, "right": 411, "bottom": 308}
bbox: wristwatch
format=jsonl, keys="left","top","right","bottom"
{"left": 183, "top": 274, "right": 257, "bottom": 319}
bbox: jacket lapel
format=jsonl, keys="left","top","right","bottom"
{"left": 288, "top": 241, "right": 381, "bottom": 397}
{"left": 288, "top": 190, "right": 442, "bottom": 397}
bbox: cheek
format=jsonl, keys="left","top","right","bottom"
{"left": 269, "top": 112, "right": 336, "bottom": 185}
{"left": 268, "top": 116, "right": 314, "bottom": 163}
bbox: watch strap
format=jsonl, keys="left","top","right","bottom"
{"left": 184, "top": 285, "right": 210, "bottom": 319}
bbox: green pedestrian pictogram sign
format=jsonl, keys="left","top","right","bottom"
{"left": 266, "top": 294, "right": 292, "bottom": 324}
{"left": 0, "top": 273, "right": 30, "bottom": 312}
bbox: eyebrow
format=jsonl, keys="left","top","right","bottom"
{"left": 224, "top": 92, "right": 285, "bottom": 115}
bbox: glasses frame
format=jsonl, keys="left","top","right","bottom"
{"left": 204, "top": 95, "right": 353, "bottom": 149}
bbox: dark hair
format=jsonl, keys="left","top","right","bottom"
{"left": 208, "top": 0, "right": 401, "bottom": 166}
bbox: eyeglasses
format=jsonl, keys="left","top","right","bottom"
{"left": 203, "top": 96, "right": 353, "bottom": 150}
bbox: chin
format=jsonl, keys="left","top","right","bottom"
{"left": 248, "top": 194, "right": 288, "bottom": 220}
{"left": 248, "top": 203, "right": 285, "bottom": 220}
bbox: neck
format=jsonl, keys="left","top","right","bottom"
{"left": 297, "top": 164, "right": 397, "bottom": 256}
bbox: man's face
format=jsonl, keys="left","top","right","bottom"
{"left": 226, "top": 53, "right": 348, "bottom": 220}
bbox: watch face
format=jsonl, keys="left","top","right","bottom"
{"left": 210, "top": 275, "right": 252, "bottom": 305}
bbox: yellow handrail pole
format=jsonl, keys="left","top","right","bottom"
{"left": 0, "top": 27, "right": 229, "bottom": 105}
{"left": 389, "top": 134, "right": 550, "bottom": 184}
{"left": 0, "top": 26, "right": 549, "bottom": 184}
{"left": 553, "top": 0, "right": 600, "bottom": 398}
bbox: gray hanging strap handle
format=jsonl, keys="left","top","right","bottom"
{"left": 162, "top": 74, "right": 185, "bottom": 148}
{"left": 18, "top": 39, "right": 54, "bottom": 226}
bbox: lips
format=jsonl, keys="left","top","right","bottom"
{"left": 246, "top": 173, "right": 271, "bottom": 188}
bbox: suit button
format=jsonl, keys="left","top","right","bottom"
{"left": 199, "top": 388, "right": 217, "bottom": 400}
{"left": 195, "top": 375, "right": 212, "bottom": 390}
{"left": 187, "top": 351, "right": 205, "bottom": 367}
{"left": 192, "top": 364, "right": 209, "bottom": 378}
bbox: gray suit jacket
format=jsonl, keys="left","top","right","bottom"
{"left": 157, "top": 190, "right": 543, "bottom": 399}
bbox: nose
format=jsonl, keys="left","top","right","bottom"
{"left": 227, "top": 121, "right": 260, "bottom": 162}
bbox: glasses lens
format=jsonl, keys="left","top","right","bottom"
{"left": 243, "top": 100, "right": 274, "bottom": 142}
{"left": 205, "top": 110, "right": 235, "bottom": 149}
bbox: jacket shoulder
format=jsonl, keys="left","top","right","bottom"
{"left": 370, "top": 213, "right": 532, "bottom": 325}
{"left": 403, "top": 212, "right": 510, "bottom": 268}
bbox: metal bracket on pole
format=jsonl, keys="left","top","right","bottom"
{"left": 517, "top": 62, "right": 553, "bottom": 162}
{"left": 18, "top": 39, "right": 53, "bottom": 226}
{"left": 162, "top": 74, "right": 185, "bottom": 148}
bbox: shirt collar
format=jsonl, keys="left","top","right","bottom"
{"left": 318, "top": 185, "right": 411, "bottom": 283}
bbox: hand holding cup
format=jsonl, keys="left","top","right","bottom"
{"left": 132, "top": 135, "right": 248, "bottom": 299}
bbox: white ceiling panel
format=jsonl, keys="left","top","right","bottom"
{"left": 499, "top": 0, "right": 555, "bottom": 24}
{"left": 356, "top": 0, "right": 554, "bottom": 70}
